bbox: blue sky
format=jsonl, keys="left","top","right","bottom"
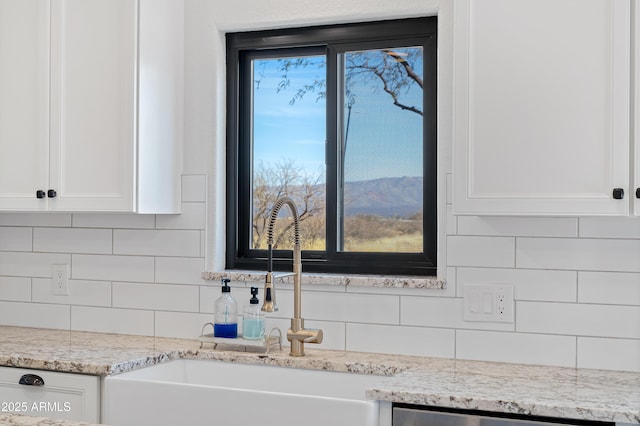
{"left": 252, "top": 51, "right": 423, "bottom": 183}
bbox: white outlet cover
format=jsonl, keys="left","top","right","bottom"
{"left": 52, "top": 264, "right": 69, "bottom": 296}
{"left": 463, "top": 284, "right": 514, "bottom": 323}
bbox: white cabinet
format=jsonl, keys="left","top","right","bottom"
{"left": 0, "top": 366, "right": 100, "bottom": 423}
{"left": 0, "top": 0, "right": 50, "bottom": 212}
{"left": 0, "top": 0, "right": 183, "bottom": 213}
{"left": 635, "top": 0, "right": 640, "bottom": 216}
{"left": 453, "top": 0, "right": 631, "bottom": 216}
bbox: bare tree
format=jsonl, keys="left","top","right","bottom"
{"left": 252, "top": 159, "right": 324, "bottom": 250}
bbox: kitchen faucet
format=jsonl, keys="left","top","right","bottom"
{"left": 261, "top": 196, "right": 323, "bottom": 356}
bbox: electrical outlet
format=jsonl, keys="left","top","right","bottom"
{"left": 52, "top": 264, "right": 69, "bottom": 296}
{"left": 463, "top": 284, "right": 514, "bottom": 323}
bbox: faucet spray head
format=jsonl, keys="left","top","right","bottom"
{"left": 261, "top": 272, "right": 278, "bottom": 312}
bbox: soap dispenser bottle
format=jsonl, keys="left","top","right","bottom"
{"left": 214, "top": 278, "right": 238, "bottom": 338}
{"left": 243, "top": 287, "right": 265, "bottom": 340}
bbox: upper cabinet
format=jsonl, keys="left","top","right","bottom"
{"left": 0, "top": 0, "right": 50, "bottom": 211}
{"left": 635, "top": 0, "right": 640, "bottom": 217}
{"left": 453, "top": 0, "right": 632, "bottom": 216}
{"left": 0, "top": 0, "right": 183, "bottom": 213}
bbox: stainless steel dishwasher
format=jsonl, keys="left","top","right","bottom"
{"left": 393, "top": 405, "right": 614, "bottom": 426}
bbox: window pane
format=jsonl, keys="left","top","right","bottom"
{"left": 340, "top": 47, "right": 424, "bottom": 253}
{"left": 251, "top": 56, "right": 326, "bottom": 251}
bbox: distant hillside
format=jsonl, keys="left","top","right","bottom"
{"left": 343, "top": 176, "right": 422, "bottom": 218}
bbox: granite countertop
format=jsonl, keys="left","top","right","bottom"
{"left": 0, "top": 413, "right": 101, "bottom": 426}
{"left": 0, "top": 326, "right": 638, "bottom": 425}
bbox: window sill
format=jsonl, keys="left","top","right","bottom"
{"left": 201, "top": 270, "right": 445, "bottom": 289}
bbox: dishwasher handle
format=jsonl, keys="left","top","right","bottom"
{"left": 19, "top": 374, "right": 45, "bottom": 386}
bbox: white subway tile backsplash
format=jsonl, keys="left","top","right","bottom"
{"left": 33, "top": 228, "right": 112, "bottom": 254}
{"left": 517, "top": 301, "right": 640, "bottom": 339}
{"left": 155, "top": 203, "right": 206, "bottom": 230}
{"left": 346, "top": 323, "right": 455, "bottom": 358}
{"left": 71, "top": 306, "right": 154, "bottom": 335}
{"left": 401, "top": 297, "right": 514, "bottom": 331}
{"left": 182, "top": 175, "right": 207, "bottom": 202}
{"left": 0, "top": 301, "right": 69, "bottom": 329}
{"left": 577, "top": 337, "right": 640, "bottom": 372}
{"left": 114, "top": 230, "right": 201, "bottom": 257}
{"left": 113, "top": 282, "right": 199, "bottom": 312}
{"left": 155, "top": 311, "right": 214, "bottom": 339}
{"left": 32, "top": 278, "right": 111, "bottom": 307}
{"left": 578, "top": 271, "right": 640, "bottom": 306}
{"left": 516, "top": 238, "right": 640, "bottom": 273}
{"left": 0, "top": 227, "right": 32, "bottom": 251}
{"left": 304, "top": 319, "right": 345, "bottom": 351}
{"left": 0, "top": 252, "right": 71, "bottom": 278}
{"left": 457, "top": 268, "right": 577, "bottom": 302}
{"left": 270, "top": 288, "right": 399, "bottom": 325}
{"left": 456, "top": 330, "right": 576, "bottom": 367}
{"left": 155, "top": 257, "right": 205, "bottom": 285}
{"left": 0, "top": 213, "right": 71, "bottom": 227}
{"left": 447, "top": 236, "right": 515, "bottom": 268}
{"left": 579, "top": 217, "right": 640, "bottom": 239}
{"left": 72, "top": 213, "right": 155, "bottom": 229}
{"left": 0, "top": 277, "right": 31, "bottom": 302}
{"left": 72, "top": 254, "right": 154, "bottom": 283}
{"left": 457, "top": 216, "right": 578, "bottom": 238}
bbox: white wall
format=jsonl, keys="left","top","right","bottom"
{"left": 0, "top": 0, "right": 638, "bottom": 372}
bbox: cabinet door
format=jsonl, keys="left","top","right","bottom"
{"left": 0, "top": 366, "right": 100, "bottom": 423}
{"left": 0, "top": 0, "right": 49, "bottom": 211}
{"left": 635, "top": 0, "right": 640, "bottom": 216}
{"left": 453, "top": 0, "right": 630, "bottom": 215}
{"left": 50, "top": 0, "right": 136, "bottom": 211}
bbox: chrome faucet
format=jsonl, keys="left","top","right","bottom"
{"left": 261, "top": 196, "right": 323, "bottom": 356}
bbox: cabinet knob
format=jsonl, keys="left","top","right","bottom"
{"left": 47, "top": 189, "right": 57, "bottom": 198}
{"left": 36, "top": 190, "right": 46, "bottom": 199}
{"left": 612, "top": 188, "right": 624, "bottom": 200}
{"left": 636, "top": 188, "right": 640, "bottom": 199}
{"left": 19, "top": 374, "right": 45, "bottom": 386}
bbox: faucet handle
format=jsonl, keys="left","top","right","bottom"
{"left": 302, "top": 329, "right": 323, "bottom": 344}
{"left": 287, "top": 323, "right": 323, "bottom": 345}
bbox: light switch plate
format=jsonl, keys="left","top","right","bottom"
{"left": 463, "top": 284, "right": 514, "bottom": 323}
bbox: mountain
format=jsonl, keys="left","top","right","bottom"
{"left": 343, "top": 176, "right": 422, "bottom": 218}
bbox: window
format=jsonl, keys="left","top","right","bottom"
{"left": 226, "top": 17, "right": 437, "bottom": 275}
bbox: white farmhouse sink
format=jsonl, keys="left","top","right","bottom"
{"left": 103, "top": 359, "right": 386, "bottom": 426}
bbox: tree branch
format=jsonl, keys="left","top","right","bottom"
{"left": 373, "top": 69, "right": 423, "bottom": 116}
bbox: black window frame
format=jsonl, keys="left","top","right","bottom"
{"left": 226, "top": 17, "right": 438, "bottom": 276}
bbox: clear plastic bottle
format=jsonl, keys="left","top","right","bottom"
{"left": 214, "top": 278, "right": 238, "bottom": 338}
{"left": 242, "top": 287, "right": 265, "bottom": 340}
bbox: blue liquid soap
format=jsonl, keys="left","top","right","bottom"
{"left": 214, "top": 278, "right": 238, "bottom": 338}
{"left": 214, "top": 323, "right": 238, "bottom": 338}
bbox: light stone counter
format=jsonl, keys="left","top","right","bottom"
{"left": 0, "top": 413, "right": 101, "bottom": 426}
{"left": 0, "top": 326, "right": 638, "bottom": 425}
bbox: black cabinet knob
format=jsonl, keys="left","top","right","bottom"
{"left": 36, "top": 190, "right": 46, "bottom": 199}
{"left": 612, "top": 188, "right": 624, "bottom": 200}
{"left": 19, "top": 374, "right": 44, "bottom": 386}
{"left": 636, "top": 188, "right": 640, "bottom": 199}
{"left": 47, "top": 189, "right": 57, "bottom": 198}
